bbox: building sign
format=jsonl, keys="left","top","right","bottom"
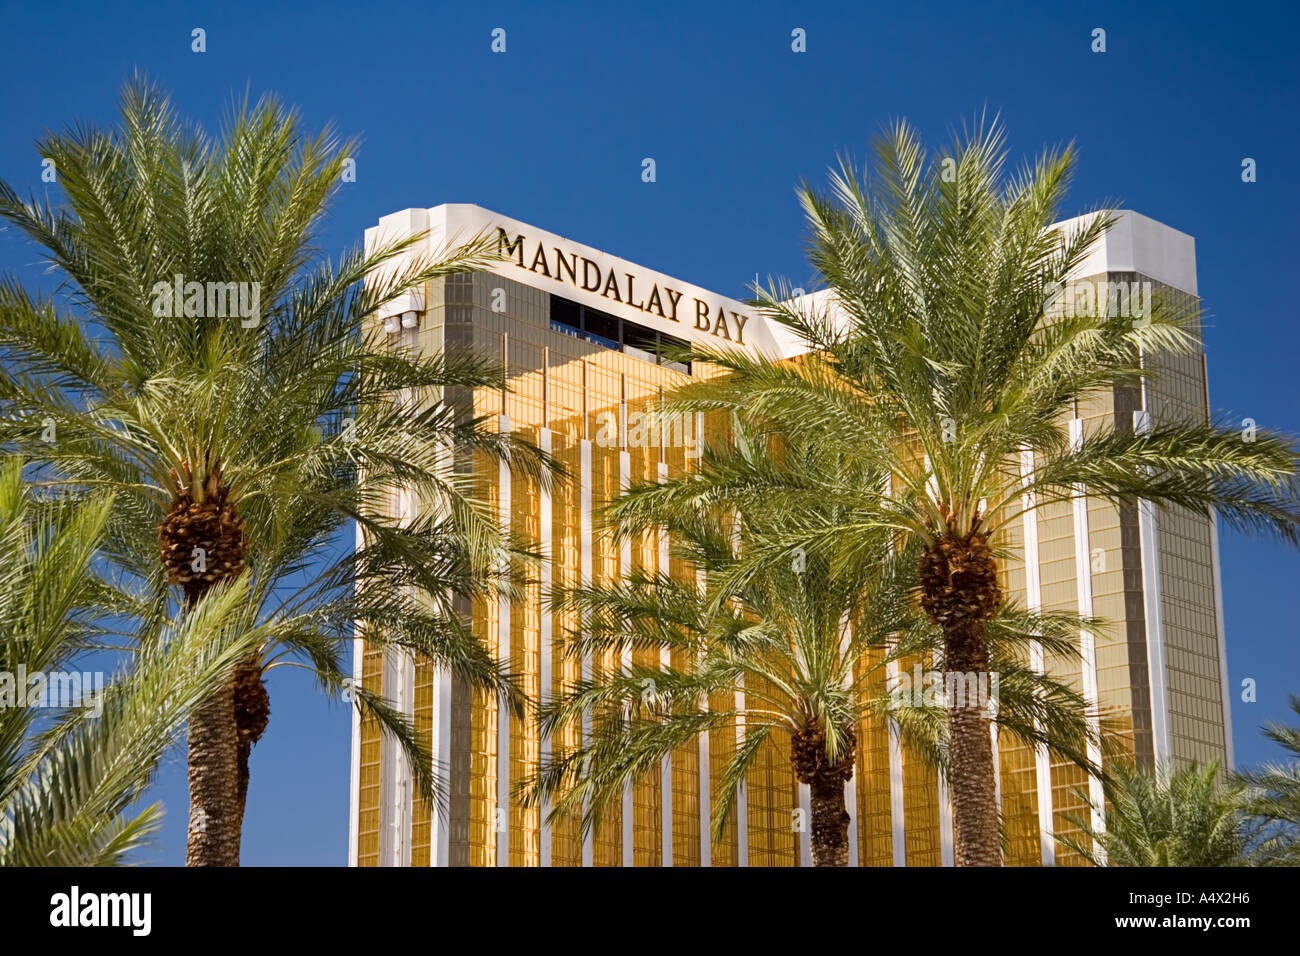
{"left": 496, "top": 229, "right": 752, "bottom": 346}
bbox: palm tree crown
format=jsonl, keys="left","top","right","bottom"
{"left": 0, "top": 75, "right": 551, "bottom": 864}
{"left": 0, "top": 457, "right": 269, "bottom": 864}
{"left": 1062, "top": 761, "right": 1255, "bottom": 867}
{"left": 527, "top": 415, "right": 1109, "bottom": 865}
{"left": 648, "top": 119, "right": 1300, "bottom": 864}
{"left": 1238, "top": 696, "right": 1300, "bottom": 865}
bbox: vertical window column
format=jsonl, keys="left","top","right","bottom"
{"left": 736, "top": 678, "right": 749, "bottom": 866}
{"left": 798, "top": 782, "right": 812, "bottom": 866}
{"left": 697, "top": 566, "right": 712, "bottom": 867}
{"left": 1133, "top": 409, "right": 1172, "bottom": 771}
{"left": 886, "top": 642, "right": 906, "bottom": 867}
{"left": 657, "top": 460, "right": 673, "bottom": 867}
{"left": 841, "top": 620, "right": 859, "bottom": 867}
{"left": 619, "top": 436, "right": 634, "bottom": 867}
{"left": 1070, "top": 419, "right": 1107, "bottom": 858}
{"left": 496, "top": 414, "right": 512, "bottom": 866}
{"left": 539, "top": 426, "right": 554, "bottom": 865}
{"left": 1020, "top": 448, "right": 1056, "bottom": 866}
{"left": 1208, "top": 510, "right": 1235, "bottom": 771}
{"left": 885, "top": 471, "right": 907, "bottom": 867}
{"left": 580, "top": 436, "right": 594, "bottom": 868}
{"left": 348, "top": 515, "right": 364, "bottom": 867}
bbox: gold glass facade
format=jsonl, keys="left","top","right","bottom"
{"left": 352, "top": 260, "right": 1231, "bottom": 866}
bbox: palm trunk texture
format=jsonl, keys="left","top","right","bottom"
{"left": 920, "top": 526, "right": 1003, "bottom": 866}
{"left": 185, "top": 672, "right": 243, "bottom": 866}
{"left": 943, "top": 617, "right": 1002, "bottom": 866}
{"left": 792, "top": 720, "right": 856, "bottom": 866}
{"left": 809, "top": 775, "right": 852, "bottom": 866}
{"left": 164, "top": 460, "right": 254, "bottom": 867}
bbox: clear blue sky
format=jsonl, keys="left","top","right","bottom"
{"left": 1, "top": 0, "right": 1296, "bottom": 865}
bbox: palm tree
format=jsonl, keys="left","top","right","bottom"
{"left": 0, "top": 75, "right": 550, "bottom": 864}
{"left": 647, "top": 120, "right": 1300, "bottom": 865}
{"left": 525, "top": 417, "right": 1108, "bottom": 865}
{"left": 1238, "top": 695, "right": 1300, "bottom": 865}
{"left": 1061, "top": 761, "right": 1254, "bottom": 866}
{"left": 0, "top": 457, "right": 269, "bottom": 864}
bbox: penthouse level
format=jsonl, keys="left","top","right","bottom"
{"left": 365, "top": 204, "right": 784, "bottom": 357}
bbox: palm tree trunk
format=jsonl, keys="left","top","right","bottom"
{"left": 792, "top": 720, "right": 856, "bottom": 867}
{"left": 233, "top": 656, "right": 270, "bottom": 822}
{"left": 167, "top": 472, "right": 251, "bottom": 867}
{"left": 809, "top": 775, "right": 851, "bottom": 866}
{"left": 944, "top": 616, "right": 1001, "bottom": 867}
{"left": 185, "top": 671, "right": 243, "bottom": 866}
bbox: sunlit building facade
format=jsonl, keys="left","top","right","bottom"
{"left": 348, "top": 204, "right": 1233, "bottom": 866}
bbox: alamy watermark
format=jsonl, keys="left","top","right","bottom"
{"left": 887, "top": 663, "right": 999, "bottom": 711}
{"left": 49, "top": 885, "right": 150, "bottom": 936}
{"left": 1043, "top": 279, "right": 1152, "bottom": 324}
{"left": 594, "top": 407, "right": 700, "bottom": 459}
{"left": 150, "top": 274, "right": 261, "bottom": 328}
{"left": 0, "top": 666, "right": 104, "bottom": 717}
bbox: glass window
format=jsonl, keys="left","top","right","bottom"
{"left": 551, "top": 295, "right": 581, "bottom": 330}
{"left": 623, "top": 323, "right": 658, "bottom": 354}
{"left": 583, "top": 308, "right": 620, "bottom": 349}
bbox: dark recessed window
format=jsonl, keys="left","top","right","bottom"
{"left": 551, "top": 296, "right": 581, "bottom": 330}
{"left": 623, "top": 324, "right": 657, "bottom": 355}
{"left": 547, "top": 294, "right": 691, "bottom": 374}
{"left": 583, "top": 308, "right": 620, "bottom": 348}
{"left": 658, "top": 332, "right": 691, "bottom": 373}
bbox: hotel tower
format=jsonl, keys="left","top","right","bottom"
{"left": 348, "top": 204, "right": 1234, "bottom": 866}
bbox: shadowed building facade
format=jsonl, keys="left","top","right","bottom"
{"left": 349, "top": 205, "right": 1232, "bottom": 866}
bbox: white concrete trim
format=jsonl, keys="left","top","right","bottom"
{"left": 377, "top": 650, "right": 393, "bottom": 866}
{"left": 1133, "top": 410, "right": 1172, "bottom": 773}
{"left": 430, "top": 667, "right": 451, "bottom": 868}
{"left": 429, "top": 321, "right": 452, "bottom": 868}
{"left": 657, "top": 460, "right": 673, "bottom": 866}
{"left": 1056, "top": 209, "right": 1198, "bottom": 297}
{"left": 1202, "top": 365, "right": 1235, "bottom": 771}
{"left": 619, "top": 448, "right": 634, "bottom": 867}
{"left": 937, "top": 775, "right": 955, "bottom": 867}
{"left": 1020, "top": 448, "right": 1056, "bottom": 866}
{"left": 1208, "top": 510, "right": 1235, "bottom": 771}
{"left": 539, "top": 427, "right": 554, "bottom": 865}
{"left": 736, "top": 678, "right": 749, "bottom": 867}
{"left": 1069, "top": 419, "right": 1107, "bottom": 858}
{"left": 348, "top": 515, "right": 364, "bottom": 867}
{"left": 380, "top": 642, "right": 413, "bottom": 867}
{"left": 697, "top": 572, "right": 711, "bottom": 866}
{"left": 798, "top": 784, "right": 812, "bottom": 866}
{"left": 886, "top": 647, "right": 906, "bottom": 867}
{"left": 496, "top": 414, "right": 512, "bottom": 866}
{"left": 990, "top": 696, "right": 1002, "bottom": 830}
{"left": 381, "top": 471, "right": 417, "bottom": 867}
{"left": 837, "top": 615, "right": 859, "bottom": 868}
{"left": 931, "top": 636, "right": 955, "bottom": 868}
{"left": 398, "top": 646, "right": 414, "bottom": 867}
{"left": 580, "top": 438, "right": 594, "bottom": 868}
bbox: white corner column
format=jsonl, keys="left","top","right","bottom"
{"left": 619, "top": 445, "right": 634, "bottom": 867}
{"left": 1069, "top": 419, "right": 1107, "bottom": 858}
{"left": 1208, "top": 509, "right": 1235, "bottom": 771}
{"left": 539, "top": 427, "right": 554, "bottom": 865}
{"left": 580, "top": 437, "right": 594, "bottom": 867}
{"left": 657, "top": 460, "right": 673, "bottom": 866}
{"left": 1133, "top": 410, "right": 1172, "bottom": 774}
{"left": 1020, "top": 448, "right": 1056, "bottom": 866}
{"left": 496, "top": 414, "right": 512, "bottom": 866}
{"left": 887, "top": 645, "right": 907, "bottom": 867}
